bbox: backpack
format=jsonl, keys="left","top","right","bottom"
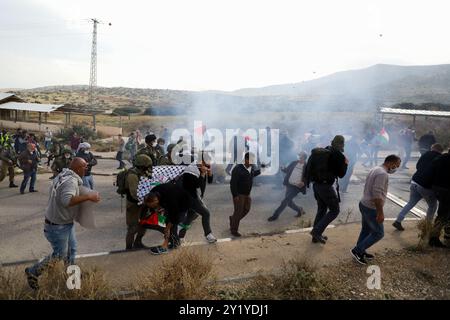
{"left": 305, "top": 147, "right": 334, "bottom": 184}
{"left": 115, "top": 168, "right": 138, "bottom": 196}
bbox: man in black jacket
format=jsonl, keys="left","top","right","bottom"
{"left": 268, "top": 151, "right": 307, "bottom": 221}
{"left": 76, "top": 142, "right": 97, "bottom": 190}
{"left": 144, "top": 183, "right": 191, "bottom": 254}
{"left": 393, "top": 143, "right": 443, "bottom": 231}
{"left": 429, "top": 148, "right": 450, "bottom": 248}
{"left": 229, "top": 152, "right": 262, "bottom": 237}
{"left": 418, "top": 131, "right": 437, "bottom": 155}
{"left": 305, "top": 135, "right": 348, "bottom": 244}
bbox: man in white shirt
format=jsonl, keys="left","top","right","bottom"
{"left": 351, "top": 154, "right": 401, "bottom": 265}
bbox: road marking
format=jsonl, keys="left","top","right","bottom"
{"left": 384, "top": 217, "right": 420, "bottom": 221}
{"left": 386, "top": 192, "right": 426, "bottom": 218}
{"left": 285, "top": 225, "right": 335, "bottom": 234}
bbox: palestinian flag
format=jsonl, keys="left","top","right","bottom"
{"left": 139, "top": 208, "right": 166, "bottom": 233}
{"left": 379, "top": 128, "right": 390, "bottom": 145}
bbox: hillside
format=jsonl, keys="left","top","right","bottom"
{"left": 11, "top": 64, "right": 450, "bottom": 113}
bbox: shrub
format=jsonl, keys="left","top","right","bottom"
{"left": 113, "top": 107, "right": 142, "bottom": 116}
{"left": 134, "top": 248, "right": 216, "bottom": 300}
{"left": 55, "top": 124, "right": 98, "bottom": 142}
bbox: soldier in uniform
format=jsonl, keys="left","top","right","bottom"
{"left": 137, "top": 134, "right": 163, "bottom": 166}
{"left": 124, "top": 154, "right": 153, "bottom": 250}
{"left": 0, "top": 143, "right": 18, "bottom": 188}
{"left": 50, "top": 148, "right": 73, "bottom": 178}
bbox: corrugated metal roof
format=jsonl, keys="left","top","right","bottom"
{"left": 380, "top": 107, "right": 450, "bottom": 118}
{"left": 0, "top": 101, "right": 63, "bottom": 113}
{"left": 0, "top": 92, "right": 15, "bottom": 101}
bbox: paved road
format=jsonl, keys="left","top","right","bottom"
{"left": 0, "top": 157, "right": 420, "bottom": 264}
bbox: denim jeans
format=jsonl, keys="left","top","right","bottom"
{"left": 396, "top": 182, "right": 437, "bottom": 222}
{"left": 181, "top": 197, "right": 212, "bottom": 237}
{"left": 28, "top": 222, "right": 77, "bottom": 277}
{"left": 354, "top": 202, "right": 384, "bottom": 255}
{"left": 272, "top": 185, "right": 303, "bottom": 218}
{"left": 82, "top": 175, "right": 94, "bottom": 190}
{"left": 20, "top": 170, "right": 37, "bottom": 193}
{"left": 312, "top": 183, "right": 340, "bottom": 236}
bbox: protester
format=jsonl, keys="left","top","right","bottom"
{"left": 350, "top": 155, "right": 401, "bottom": 265}
{"left": 44, "top": 127, "right": 53, "bottom": 151}
{"left": 116, "top": 134, "right": 126, "bottom": 170}
{"left": 70, "top": 132, "right": 81, "bottom": 154}
{"left": 304, "top": 135, "right": 348, "bottom": 244}
{"left": 124, "top": 154, "right": 153, "bottom": 250}
{"left": 14, "top": 129, "right": 28, "bottom": 155}
{"left": 46, "top": 137, "right": 62, "bottom": 167}
{"left": 229, "top": 152, "right": 262, "bottom": 237}
{"left": 393, "top": 143, "right": 443, "bottom": 231}
{"left": 143, "top": 182, "right": 191, "bottom": 254}
{"left": 25, "top": 157, "right": 101, "bottom": 290}
{"left": 0, "top": 142, "right": 18, "bottom": 188}
{"left": 399, "top": 127, "right": 415, "bottom": 169}
{"left": 178, "top": 152, "right": 217, "bottom": 244}
{"left": 428, "top": 147, "right": 450, "bottom": 248}
{"left": 340, "top": 135, "right": 361, "bottom": 193}
{"left": 76, "top": 142, "right": 97, "bottom": 190}
{"left": 418, "top": 131, "right": 437, "bottom": 155}
{"left": 18, "top": 143, "right": 40, "bottom": 194}
{"left": 268, "top": 151, "right": 307, "bottom": 221}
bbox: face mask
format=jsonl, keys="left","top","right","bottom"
{"left": 152, "top": 142, "right": 157, "bottom": 148}
{"left": 84, "top": 150, "right": 89, "bottom": 154}
{"left": 65, "top": 154, "right": 71, "bottom": 159}
{"left": 387, "top": 167, "right": 397, "bottom": 174}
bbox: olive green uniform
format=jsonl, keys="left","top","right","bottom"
{"left": 0, "top": 147, "right": 16, "bottom": 184}
{"left": 51, "top": 156, "right": 72, "bottom": 175}
{"left": 137, "top": 146, "right": 162, "bottom": 166}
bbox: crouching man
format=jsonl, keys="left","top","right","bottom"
{"left": 143, "top": 183, "right": 191, "bottom": 255}
{"left": 25, "top": 157, "right": 101, "bottom": 290}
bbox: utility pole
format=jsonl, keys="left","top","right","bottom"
{"left": 87, "top": 18, "right": 111, "bottom": 131}
{"left": 88, "top": 18, "right": 98, "bottom": 111}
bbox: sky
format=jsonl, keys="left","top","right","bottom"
{"left": 1, "top": 0, "right": 450, "bottom": 91}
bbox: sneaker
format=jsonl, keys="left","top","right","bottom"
{"left": 363, "top": 252, "right": 375, "bottom": 260}
{"left": 429, "top": 237, "right": 447, "bottom": 248}
{"left": 231, "top": 231, "right": 242, "bottom": 237}
{"left": 9, "top": 183, "right": 18, "bottom": 188}
{"left": 29, "top": 190, "right": 38, "bottom": 193}
{"left": 350, "top": 248, "right": 368, "bottom": 265}
{"left": 295, "top": 208, "right": 306, "bottom": 217}
{"left": 25, "top": 268, "right": 39, "bottom": 290}
{"left": 20, "top": 190, "right": 25, "bottom": 195}
{"left": 392, "top": 221, "right": 404, "bottom": 231}
{"left": 206, "top": 233, "right": 217, "bottom": 244}
{"left": 150, "top": 246, "right": 168, "bottom": 255}
{"left": 310, "top": 232, "right": 327, "bottom": 244}
{"left": 267, "top": 215, "right": 278, "bottom": 222}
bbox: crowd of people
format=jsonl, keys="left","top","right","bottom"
{"left": 1, "top": 125, "right": 448, "bottom": 290}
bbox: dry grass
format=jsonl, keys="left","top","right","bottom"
{"left": 0, "top": 262, "right": 115, "bottom": 300}
{"left": 223, "top": 258, "right": 335, "bottom": 300}
{"left": 296, "top": 219, "right": 312, "bottom": 229}
{"left": 133, "top": 248, "right": 216, "bottom": 300}
{"left": 416, "top": 218, "right": 433, "bottom": 251}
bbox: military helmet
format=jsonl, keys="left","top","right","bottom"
{"left": 134, "top": 154, "right": 153, "bottom": 167}
{"left": 62, "top": 148, "right": 72, "bottom": 155}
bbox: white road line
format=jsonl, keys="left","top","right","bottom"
{"left": 285, "top": 225, "right": 335, "bottom": 234}
{"left": 384, "top": 217, "right": 420, "bottom": 221}
{"left": 386, "top": 192, "right": 426, "bottom": 218}
{"left": 76, "top": 252, "right": 111, "bottom": 259}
